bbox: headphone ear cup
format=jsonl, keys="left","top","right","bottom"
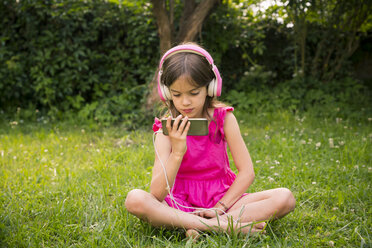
{"left": 207, "top": 79, "right": 216, "bottom": 97}
{"left": 211, "top": 65, "right": 222, "bottom": 97}
{"left": 163, "top": 85, "right": 172, "bottom": 100}
{"left": 157, "top": 70, "right": 172, "bottom": 101}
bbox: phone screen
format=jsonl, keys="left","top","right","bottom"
{"left": 161, "top": 118, "right": 208, "bottom": 136}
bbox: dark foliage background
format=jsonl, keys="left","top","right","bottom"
{"left": 1, "top": 0, "right": 371, "bottom": 128}
{"left": 1, "top": 0, "right": 158, "bottom": 126}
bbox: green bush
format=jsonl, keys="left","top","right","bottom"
{"left": 225, "top": 74, "right": 371, "bottom": 121}
{"left": 0, "top": 0, "right": 158, "bottom": 127}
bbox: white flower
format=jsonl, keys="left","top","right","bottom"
{"left": 256, "top": 160, "right": 262, "bottom": 163}
{"left": 315, "top": 142, "right": 321, "bottom": 148}
{"left": 312, "top": 182, "right": 316, "bottom": 184}
{"left": 329, "top": 138, "right": 334, "bottom": 148}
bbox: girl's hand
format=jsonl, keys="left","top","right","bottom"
{"left": 194, "top": 208, "right": 225, "bottom": 218}
{"left": 166, "top": 115, "right": 190, "bottom": 157}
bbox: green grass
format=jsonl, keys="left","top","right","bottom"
{"left": 0, "top": 111, "right": 371, "bottom": 247}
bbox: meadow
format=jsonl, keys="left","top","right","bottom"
{"left": 0, "top": 110, "right": 370, "bottom": 247}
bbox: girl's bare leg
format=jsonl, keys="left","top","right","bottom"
{"left": 125, "top": 189, "right": 265, "bottom": 234}
{"left": 223, "top": 188, "right": 296, "bottom": 223}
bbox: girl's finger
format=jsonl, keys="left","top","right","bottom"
{"left": 172, "top": 115, "right": 183, "bottom": 133}
{"left": 181, "top": 120, "right": 191, "bottom": 137}
{"left": 177, "top": 116, "right": 189, "bottom": 134}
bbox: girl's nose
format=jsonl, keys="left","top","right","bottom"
{"left": 182, "top": 96, "right": 191, "bottom": 105}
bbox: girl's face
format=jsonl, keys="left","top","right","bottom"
{"left": 169, "top": 75, "right": 207, "bottom": 118}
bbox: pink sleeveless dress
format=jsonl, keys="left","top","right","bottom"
{"left": 152, "top": 107, "right": 239, "bottom": 212}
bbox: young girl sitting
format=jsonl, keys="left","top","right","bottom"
{"left": 125, "top": 43, "right": 296, "bottom": 238}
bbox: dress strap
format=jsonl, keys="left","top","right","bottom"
{"left": 209, "top": 107, "right": 234, "bottom": 143}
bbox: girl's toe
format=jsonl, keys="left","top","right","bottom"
{"left": 186, "top": 229, "right": 200, "bottom": 242}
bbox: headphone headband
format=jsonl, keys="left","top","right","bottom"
{"left": 159, "top": 45, "right": 216, "bottom": 69}
{"left": 157, "top": 44, "right": 222, "bottom": 101}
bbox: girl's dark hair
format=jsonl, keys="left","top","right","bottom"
{"left": 160, "top": 43, "right": 225, "bottom": 120}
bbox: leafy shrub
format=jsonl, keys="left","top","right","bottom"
{"left": 0, "top": 0, "right": 158, "bottom": 127}
{"left": 225, "top": 75, "right": 371, "bottom": 121}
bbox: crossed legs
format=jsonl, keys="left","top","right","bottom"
{"left": 125, "top": 188, "right": 295, "bottom": 236}
{"left": 125, "top": 189, "right": 264, "bottom": 234}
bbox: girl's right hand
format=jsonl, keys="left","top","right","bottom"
{"left": 166, "top": 115, "right": 191, "bottom": 157}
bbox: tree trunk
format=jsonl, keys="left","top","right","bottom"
{"left": 151, "top": 0, "right": 172, "bottom": 54}
{"left": 151, "top": 0, "right": 219, "bottom": 53}
{"left": 176, "top": 0, "right": 218, "bottom": 42}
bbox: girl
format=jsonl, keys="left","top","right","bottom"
{"left": 125, "top": 43, "right": 296, "bottom": 238}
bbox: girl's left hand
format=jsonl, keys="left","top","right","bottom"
{"left": 194, "top": 208, "right": 225, "bottom": 218}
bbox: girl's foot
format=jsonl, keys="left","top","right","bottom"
{"left": 210, "top": 215, "right": 266, "bottom": 234}
{"left": 186, "top": 229, "right": 200, "bottom": 242}
{"left": 236, "top": 221, "right": 266, "bottom": 234}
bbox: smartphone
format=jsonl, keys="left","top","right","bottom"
{"left": 161, "top": 118, "right": 209, "bottom": 136}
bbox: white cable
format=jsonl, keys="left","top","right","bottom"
{"left": 152, "top": 131, "right": 239, "bottom": 219}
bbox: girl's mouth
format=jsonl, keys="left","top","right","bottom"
{"left": 183, "top": 109, "right": 193, "bottom": 113}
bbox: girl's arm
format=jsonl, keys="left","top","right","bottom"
{"left": 150, "top": 115, "right": 190, "bottom": 201}
{"left": 214, "top": 112, "right": 255, "bottom": 212}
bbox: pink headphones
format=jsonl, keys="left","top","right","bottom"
{"left": 157, "top": 44, "right": 222, "bottom": 101}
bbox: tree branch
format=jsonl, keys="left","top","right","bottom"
{"left": 176, "top": 0, "right": 219, "bottom": 42}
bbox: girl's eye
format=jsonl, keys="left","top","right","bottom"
{"left": 191, "top": 92, "right": 200, "bottom": 96}
{"left": 172, "top": 94, "right": 181, "bottom": 97}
